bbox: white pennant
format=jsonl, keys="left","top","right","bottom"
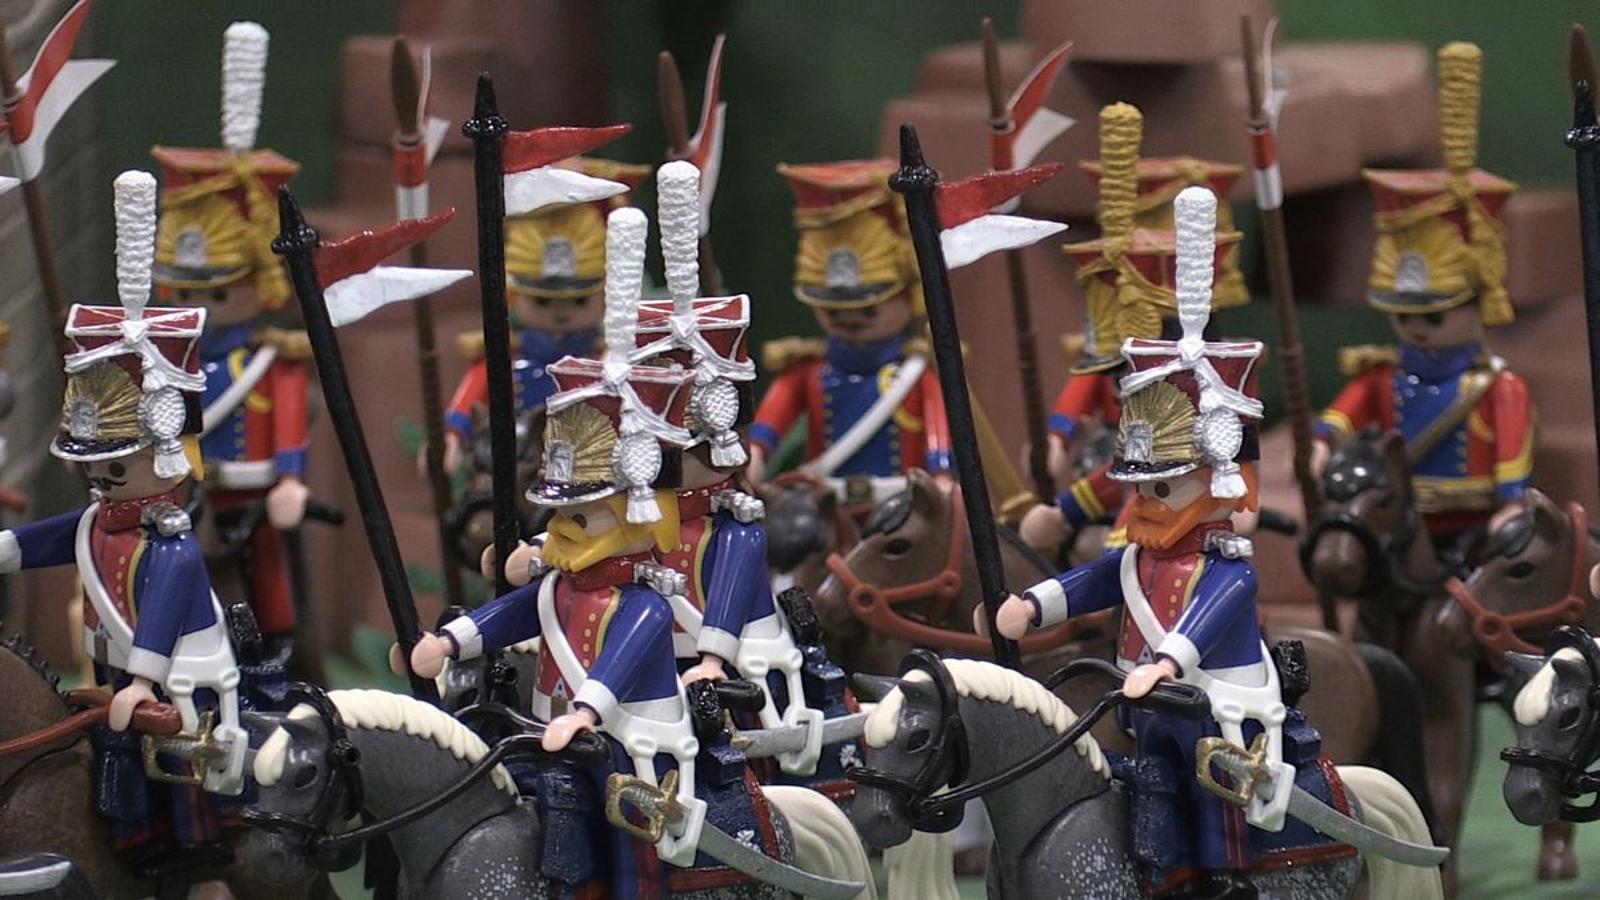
{"left": 940, "top": 214, "right": 1067, "bottom": 270}
{"left": 504, "top": 166, "right": 627, "bottom": 217}
{"left": 325, "top": 265, "right": 472, "bottom": 327}
{"left": 11, "top": 58, "right": 115, "bottom": 182}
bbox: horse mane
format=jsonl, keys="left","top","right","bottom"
{"left": 864, "top": 657, "right": 1109, "bottom": 779}
{"left": 1513, "top": 642, "right": 1599, "bottom": 727}
{"left": 254, "top": 688, "right": 517, "bottom": 797}
{"left": 0, "top": 626, "right": 63, "bottom": 699}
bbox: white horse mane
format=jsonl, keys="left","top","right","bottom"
{"left": 253, "top": 688, "right": 517, "bottom": 797}
{"left": 864, "top": 657, "right": 1108, "bottom": 779}
{"left": 1514, "top": 643, "right": 1599, "bottom": 727}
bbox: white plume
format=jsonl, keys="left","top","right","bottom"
{"left": 603, "top": 207, "right": 649, "bottom": 375}
{"left": 657, "top": 160, "right": 701, "bottom": 314}
{"left": 221, "top": 22, "right": 269, "bottom": 154}
{"left": 113, "top": 170, "right": 157, "bottom": 320}
{"left": 1173, "top": 185, "right": 1217, "bottom": 346}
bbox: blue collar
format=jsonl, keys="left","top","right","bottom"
{"left": 522, "top": 327, "right": 600, "bottom": 366}
{"left": 199, "top": 322, "right": 256, "bottom": 360}
{"left": 825, "top": 336, "right": 905, "bottom": 376}
{"left": 1399, "top": 341, "right": 1481, "bottom": 383}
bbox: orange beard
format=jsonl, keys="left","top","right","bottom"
{"left": 1125, "top": 492, "right": 1228, "bottom": 550}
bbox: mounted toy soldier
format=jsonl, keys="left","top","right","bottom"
{"left": 748, "top": 159, "right": 953, "bottom": 510}
{"left": 0, "top": 171, "right": 248, "bottom": 863}
{"left": 1311, "top": 42, "right": 1531, "bottom": 556}
{"left": 996, "top": 187, "right": 1358, "bottom": 897}
{"left": 440, "top": 152, "right": 649, "bottom": 474}
{"left": 151, "top": 23, "right": 312, "bottom": 662}
{"left": 412, "top": 208, "right": 830, "bottom": 898}
{"left": 1024, "top": 103, "right": 1245, "bottom": 553}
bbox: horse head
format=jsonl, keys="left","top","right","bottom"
{"left": 848, "top": 655, "right": 967, "bottom": 850}
{"left": 1302, "top": 429, "right": 1423, "bottom": 598}
{"left": 758, "top": 472, "right": 856, "bottom": 587}
{"left": 1503, "top": 628, "right": 1600, "bottom": 827}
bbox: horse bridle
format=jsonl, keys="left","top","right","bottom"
{"left": 1500, "top": 625, "right": 1600, "bottom": 822}
{"left": 238, "top": 684, "right": 366, "bottom": 868}
{"left": 823, "top": 490, "right": 1082, "bottom": 655}
{"left": 1299, "top": 502, "right": 1452, "bottom": 599}
{"left": 1449, "top": 502, "right": 1591, "bottom": 665}
{"left": 848, "top": 651, "right": 1208, "bottom": 833}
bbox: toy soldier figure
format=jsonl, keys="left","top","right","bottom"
{"left": 441, "top": 156, "right": 650, "bottom": 473}
{"left": 996, "top": 188, "right": 1356, "bottom": 897}
{"left": 1024, "top": 103, "right": 1244, "bottom": 553}
{"left": 748, "top": 159, "right": 952, "bottom": 509}
{"left": 1312, "top": 43, "right": 1531, "bottom": 554}
{"left": 151, "top": 23, "right": 312, "bottom": 660}
{"left": 0, "top": 172, "right": 247, "bottom": 862}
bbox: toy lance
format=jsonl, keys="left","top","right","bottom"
{"left": 391, "top": 36, "right": 463, "bottom": 607}
{"left": 0, "top": 0, "right": 115, "bottom": 357}
{"left": 980, "top": 19, "right": 1072, "bottom": 501}
{"left": 272, "top": 187, "right": 470, "bottom": 701}
{"left": 658, "top": 34, "right": 726, "bottom": 295}
{"left": 892, "top": 124, "right": 1068, "bottom": 666}
{"left": 1239, "top": 17, "right": 1333, "bottom": 630}
{"left": 1569, "top": 25, "right": 1600, "bottom": 506}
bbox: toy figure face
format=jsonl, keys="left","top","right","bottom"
{"left": 1125, "top": 466, "right": 1249, "bottom": 550}
{"left": 81, "top": 447, "right": 183, "bottom": 500}
{"left": 164, "top": 281, "right": 266, "bottom": 329}
{"left": 813, "top": 294, "right": 914, "bottom": 344}
{"left": 1388, "top": 303, "right": 1483, "bottom": 350}
{"left": 514, "top": 292, "right": 605, "bottom": 334}
{"left": 542, "top": 497, "right": 644, "bottom": 572}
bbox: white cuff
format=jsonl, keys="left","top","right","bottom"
{"left": 1023, "top": 578, "right": 1069, "bottom": 628}
{"left": 0, "top": 531, "right": 19, "bottom": 573}
{"left": 574, "top": 679, "right": 620, "bottom": 725}
{"left": 442, "top": 617, "right": 483, "bottom": 661}
{"left": 1156, "top": 632, "right": 1202, "bottom": 677}
{"left": 696, "top": 627, "right": 740, "bottom": 662}
{"left": 124, "top": 647, "right": 171, "bottom": 684}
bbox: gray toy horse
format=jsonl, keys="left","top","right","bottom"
{"left": 1503, "top": 625, "right": 1600, "bottom": 828}
{"left": 850, "top": 654, "right": 1441, "bottom": 899}
{"left": 238, "top": 686, "right": 874, "bottom": 899}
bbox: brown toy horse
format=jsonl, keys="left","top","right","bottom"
{"left": 0, "top": 629, "right": 332, "bottom": 900}
{"left": 1446, "top": 487, "right": 1600, "bottom": 880}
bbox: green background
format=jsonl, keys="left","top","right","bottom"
{"left": 81, "top": 3, "right": 1600, "bottom": 896}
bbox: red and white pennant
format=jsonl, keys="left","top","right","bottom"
{"left": 315, "top": 210, "right": 472, "bottom": 326}
{"left": 684, "top": 34, "right": 727, "bottom": 237}
{"left": 393, "top": 45, "right": 452, "bottom": 222}
{"left": 936, "top": 163, "right": 1067, "bottom": 270}
{"left": 502, "top": 123, "right": 632, "bottom": 217}
{"left": 0, "top": 0, "right": 115, "bottom": 183}
{"left": 990, "top": 40, "right": 1073, "bottom": 212}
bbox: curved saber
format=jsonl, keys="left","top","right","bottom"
{"left": 732, "top": 710, "right": 868, "bottom": 759}
{"left": 1206, "top": 751, "right": 1449, "bottom": 868}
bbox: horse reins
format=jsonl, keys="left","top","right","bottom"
{"left": 824, "top": 490, "right": 1082, "bottom": 655}
{"left": 1299, "top": 503, "right": 1452, "bottom": 599}
{"left": 1500, "top": 625, "right": 1600, "bottom": 822}
{"left": 0, "top": 690, "right": 181, "bottom": 759}
{"left": 1449, "top": 502, "right": 1591, "bottom": 664}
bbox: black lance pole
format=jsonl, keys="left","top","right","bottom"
{"left": 890, "top": 124, "right": 1020, "bottom": 667}
{"left": 272, "top": 187, "right": 437, "bottom": 702}
{"left": 463, "top": 74, "right": 518, "bottom": 598}
{"left": 1569, "top": 25, "right": 1600, "bottom": 506}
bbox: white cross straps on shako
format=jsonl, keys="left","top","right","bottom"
{"left": 1113, "top": 186, "right": 1265, "bottom": 499}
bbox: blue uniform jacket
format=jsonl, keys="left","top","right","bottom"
{"left": 695, "top": 512, "right": 779, "bottom": 662}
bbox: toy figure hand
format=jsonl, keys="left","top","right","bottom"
{"left": 1122, "top": 659, "right": 1180, "bottom": 700}
{"left": 745, "top": 445, "right": 767, "bottom": 486}
{"left": 542, "top": 709, "right": 598, "bottom": 753}
{"left": 683, "top": 655, "right": 727, "bottom": 685}
{"left": 1309, "top": 440, "right": 1331, "bottom": 481}
{"left": 1230, "top": 506, "right": 1259, "bottom": 536}
{"left": 408, "top": 632, "right": 455, "bottom": 679}
{"left": 1045, "top": 434, "right": 1071, "bottom": 490}
{"left": 1590, "top": 563, "right": 1600, "bottom": 602}
{"left": 993, "top": 594, "right": 1035, "bottom": 641}
{"left": 266, "top": 477, "right": 310, "bottom": 530}
{"left": 1019, "top": 503, "right": 1069, "bottom": 553}
{"left": 1489, "top": 500, "right": 1526, "bottom": 535}
{"left": 109, "top": 678, "right": 158, "bottom": 732}
{"left": 442, "top": 433, "right": 465, "bottom": 475}
{"left": 504, "top": 541, "right": 543, "bottom": 587}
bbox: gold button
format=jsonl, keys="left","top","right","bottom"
{"left": 584, "top": 628, "right": 592, "bottom": 638}
{"left": 588, "top": 613, "right": 597, "bottom": 622}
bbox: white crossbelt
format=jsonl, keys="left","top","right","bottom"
{"left": 200, "top": 344, "right": 277, "bottom": 438}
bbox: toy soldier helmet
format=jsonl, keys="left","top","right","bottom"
{"left": 152, "top": 23, "right": 299, "bottom": 308}
{"left": 1065, "top": 104, "right": 1243, "bottom": 374}
{"left": 1111, "top": 187, "right": 1264, "bottom": 499}
{"left": 531, "top": 208, "right": 696, "bottom": 524}
{"left": 1364, "top": 42, "right": 1516, "bottom": 325}
{"left": 504, "top": 157, "right": 650, "bottom": 299}
{"left": 631, "top": 161, "right": 756, "bottom": 467}
{"left": 778, "top": 158, "right": 918, "bottom": 308}
{"left": 54, "top": 171, "right": 207, "bottom": 478}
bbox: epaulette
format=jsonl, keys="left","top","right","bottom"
{"left": 711, "top": 489, "right": 765, "bottom": 524}
{"left": 634, "top": 561, "right": 688, "bottom": 598}
{"left": 760, "top": 337, "right": 826, "bottom": 373}
{"left": 141, "top": 501, "right": 193, "bottom": 537}
{"left": 1060, "top": 332, "right": 1086, "bottom": 362}
{"left": 456, "top": 330, "right": 526, "bottom": 362}
{"left": 1204, "top": 530, "right": 1253, "bottom": 560}
{"left": 255, "top": 327, "right": 313, "bottom": 361}
{"left": 1337, "top": 345, "right": 1399, "bottom": 377}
